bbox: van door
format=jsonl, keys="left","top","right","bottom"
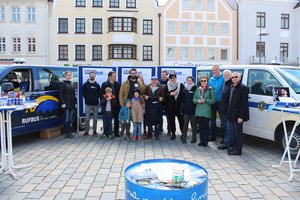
{"left": 246, "top": 69, "right": 282, "bottom": 140}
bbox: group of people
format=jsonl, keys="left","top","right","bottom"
{"left": 58, "top": 65, "right": 249, "bottom": 156}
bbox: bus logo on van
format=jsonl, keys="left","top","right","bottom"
{"left": 257, "top": 101, "right": 267, "bottom": 111}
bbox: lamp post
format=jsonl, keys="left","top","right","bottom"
{"left": 258, "top": 27, "right": 269, "bottom": 64}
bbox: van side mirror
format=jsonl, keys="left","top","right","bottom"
{"left": 1, "top": 82, "right": 14, "bottom": 93}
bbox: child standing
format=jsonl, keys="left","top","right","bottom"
{"left": 131, "top": 89, "right": 145, "bottom": 141}
{"left": 101, "top": 87, "right": 117, "bottom": 139}
{"left": 119, "top": 99, "right": 132, "bottom": 140}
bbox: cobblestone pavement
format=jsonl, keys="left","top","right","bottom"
{"left": 0, "top": 121, "right": 299, "bottom": 200}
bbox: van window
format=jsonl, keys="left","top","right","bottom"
{"left": 276, "top": 68, "right": 300, "bottom": 94}
{"left": 248, "top": 69, "right": 281, "bottom": 96}
{"left": 0, "top": 69, "right": 33, "bottom": 92}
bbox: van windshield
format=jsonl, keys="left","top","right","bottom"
{"left": 276, "top": 68, "right": 300, "bottom": 94}
{"left": 0, "top": 66, "right": 8, "bottom": 72}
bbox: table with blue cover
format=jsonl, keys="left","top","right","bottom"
{"left": 0, "top": 102, "right": 37, "bottom": 179}
{"left": 269, "top": 103, "right": 300, "bottom": 181}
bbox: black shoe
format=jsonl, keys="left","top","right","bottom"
{"left": 227, "top": 147, "right": 235, "bottom": 153}
{"left": 220, "top": 140, "right": 224, "bottom": 144}
{"left": 114, "top": 132, "right": 120, "bottom": 137}
{"left": 208, "top": 137, "right": 216, "bottom": 142}
{"left": 66, "top": 133, "right": 74, "bottom": 138}
{"left": 228, "top": 150, "right": 242, "bottom": 156}
{"left": 203, "top": 143, "right": 208, "bottom": 147}
{"left": 182, "top": 139, "right": 187, "bottom": 144}
{"left": 217, "top": 145, "right": 228, "bottom": 150}
{"left": 83, "top": 132, "right": 88, "bottom": 136}
{"left": 198, "top": 142, "right": 204, "bottom": 146}
{"left": 170, "top": 134, "right": 176, "bottom": 140}
{"left": 93, "top": 131, "right": 98, "bottom": 136}
{"left": 155, "top": 135, "right": 160, "bottom": 140}
{"left": 190, "top": 139, "right": 196, "bottom": 144}
{"left": 167, "top": 131, "right": 171, "bottom": 136}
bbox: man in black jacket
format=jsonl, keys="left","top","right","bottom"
{"left": 82, "top": 72, "right": 101, "bottom": 136}
{"left": 100, "top": 71, "right": 121, "bottom": 137}
{"left": 227, "top": 72, "right": 249, "bottom": 155}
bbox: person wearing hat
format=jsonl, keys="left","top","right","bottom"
{"left": 82, "top": 71, "right": 101, "bottom": 136}
{"left": 164, "top": 73, "right": 185, "bottom": 140}
{"left": 143, "top": 76, "right": 164, "bottom": 140}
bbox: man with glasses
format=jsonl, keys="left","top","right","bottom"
{"left": 119, "top": 68, "right": 145, "bottom": 106}
{"left": 227, "top": 72, "right": 249, "bottom": 155}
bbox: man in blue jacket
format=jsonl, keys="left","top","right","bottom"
{"left": 208, "top": 64, "right": 224, "bottom": 141}
{"left": 82, "top": 72, "right": 101, "bottom": 136}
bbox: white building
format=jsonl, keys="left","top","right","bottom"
{"left": 237, "top": 0, "right": 300, "bottom": 65}
{"left": 0, "top": 0, "right": 52, "bottom": 65}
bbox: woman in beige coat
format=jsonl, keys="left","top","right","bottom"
{"left": 131, "top": 89, "right": 145, "bottom": 141}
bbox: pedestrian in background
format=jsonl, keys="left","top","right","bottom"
{"left": 193, "top": 75, "right": 216, "bottom": 147}
{"left": 82, "top": 71, "right": 101, "bottom": 136}
{"left": 208, "top": 64, "right": 224, "bottom": 141}
{"left": 143, "top": 76, "right": 164, "bottom": 140}
{"left": 101, "top": 87, "right": 117, "bottom": 139}
{"left": 100, "top": 71, "right": 121, "bottom": 137}
{"left": 131, "top": 89, "right": 145, "bottom": 141}
{"left": 227, "top": 72, "right": 249, "bottom": 156}
{"left": 59, "top": 71, "right": 77, "bottom": 138}
{"left": 165, "top": 73, "right": 184, "bottom": 140}
{"left": 181, "top": 76, "right": 197, "bottom": 144}
{"left": 119, "top": 99, "right": 132, "bottom": 140}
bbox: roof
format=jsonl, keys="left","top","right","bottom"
{"left": 225, "top": 0, "right": 237, "bottom": 10}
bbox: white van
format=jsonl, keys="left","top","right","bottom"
{"left": 197, "top": 65, "right": 300, "bottom": 157}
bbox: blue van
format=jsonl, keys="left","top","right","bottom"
{"left": 0, "top": 64, "right": 83, "bottom": 136}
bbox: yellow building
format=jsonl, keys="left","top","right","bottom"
{"left": 49, "top": 0, "right": 160, "bottom": 66}
{"left": 160, "top": 0, "right": 237, "bottom": 66}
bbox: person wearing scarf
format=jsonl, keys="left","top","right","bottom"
{"left": 193, "top": 75, "right": 216, "bottom": 147}
{"left": 181, "top": 76, "right": 198, "bottom": 144}
{"left": 164, "top": 73, "right": 185, "bottom": 140}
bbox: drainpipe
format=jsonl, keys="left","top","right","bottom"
{"left": 158, "top": 13, "right": 161, "bottom": 66}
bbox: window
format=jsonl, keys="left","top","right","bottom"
{"left": 281, "top": 14, "right": 289, "bottom": 29}
{"left": 28, "top": 37, "right": 36, "bottom": 52}
{"left": 58, "top": 45, "right": 68, "bottom": 60}
{"left": 256, "top": 42, "right": 265, "bottom": 57}
{"left": 110, "top": 0, "right": 119, "bottom": 7}
{"left": 76, "top": 0, "right": 85, "bottom": 7}
{"left": 181, "top": 22, "right": 189, "bottom": 33}
{"left": 208, "top": 23, "right": 215, "bottom": 34}
{"left": 194, "top": 48, "right": 202, "bottom": 60}
{"left": 126, "top": 0, "right": 136, "bottom": 8}
{"left": 143, "top": 46, "right": 152, "bottom": 61}
{"left": 207, "top": 0, "right": 215, "bottom": 10}
{"left": 194, "top": 22, "right": 203, "bottom": 34}
{"left": 92, "top": 45, "right": 102, "bottom": 60}
{"left": 257, "top": 12, "right": 266, "bottom": 28}
{"left": 143, "top": 20, "right": 153, "bottom": 34}
{"left": 280, "top": 43, "right": 288, "bottom": 58}
{"left": 0, "top": 37, "right": 5, "bottom": 52}
{"left": 75, "top": 18, "right": 85, "bottom": 33}
{"left": 58, "top": 18, "right": 68, "bottom": 33}
{"left": 12, "top": 7, "right": 20, "bottom": 22}
{"left": 13, "top": 37, "right": 21, "bottom": 52}
{"left": 0, "top": 6, "right": 5, "bottom": 21}
{"left": 221, "top": 23, "right": 229, "bottom": 35}
{"left": 167, "top": 47, "right": 175, "bottom": 60}
{"left": 208, "top": 48, "right": 215, "bottom": 60}
{"left": 109, "top": 44, "right": 137, "bottom": 59}
{"left": 167, "top": 22, "right": 176, "bottom": 33}
{"left": 75, "top": 45, "right": 85, "bottom": 60}
{"left": 93, "top": 0, "right": 102, "bottom": 7}
{"left": 195, "top": 0, "right": 202, "bottom": 10}
{"left": 27, "top": 7, "right": 35, "bottom": 22}
{"left": 183, "top": 0, "right": 191, "bottom": 9}
{"left": 109, "top": 17, "right": 137, "bottom": 32}
{"left": 181, "top": 48, "right": 189, "bottom": 60}
{"left": 93, "top": 19, "right": 102, "bottom": 33}
{"left": 221, "top": 49, "right": 228, "bottom": 60}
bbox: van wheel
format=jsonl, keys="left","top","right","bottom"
{"left": 278, "top": 126, "right": 300, "bottom": 159}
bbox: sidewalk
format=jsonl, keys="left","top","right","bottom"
{"left": 0, "top": 123, "right": 299, "bottom": 200}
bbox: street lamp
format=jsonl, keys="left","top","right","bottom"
{"left": 258, "top": 27, "right": 269, "bottom": 64}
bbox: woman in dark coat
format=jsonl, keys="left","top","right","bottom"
{"left": 59, "top": 71, "right": 77, "bottom": 138}
{"left": 164, "top": 73, "right": 184, "bottom": 140}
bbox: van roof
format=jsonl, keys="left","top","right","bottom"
{"left": 5, "top": 64, "right": 77, "bottom": 69}
{"left": 197, "top": 64, "right": 299, "bottom": 70}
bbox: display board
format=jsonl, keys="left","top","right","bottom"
{"left": 157, "top": 66, "right": 196, "bottom": 84}
{"left": 118, "top": 67, "right": 156, "bottom": 86}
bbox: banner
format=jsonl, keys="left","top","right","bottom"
{"left": 118, "top": 67, "right": 156, "bottom": 86}
{"left": 157, "top": 66, "right": 196, "bottom": 84}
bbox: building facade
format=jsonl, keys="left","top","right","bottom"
{"left": 49, "top": 0, "right": 160, "bottom": 67}
{"left": 160, "top": 0, "right": 237, "bottom": 67}
{"left": 0, "top": 0, "right": 51, "bottom": 64}
{"left": 237, "top": 0, "right": 300, "bottom": 65}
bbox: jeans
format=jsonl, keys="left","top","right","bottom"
{"left": 64, "top": 109, "right": 75, "bottom": 133}
{"left": 223, "top": 120, "right": 234, "bottom": 148}
{"left": 198, "top": 117, "right": 210, "bottom": 145}
{"left": 103, "top": 113, "right": 113, "bottom": 136}
{"left": 120, "top": 122, "right": 130, "bottom": 137}
{"left": 133, "top": 122, "right": 142, "bottom": 136}
{"left": 182, "top": 114, "right": 197, "bottom": 140}
{"left": 85, "top": 105, "right": 98, "bottom": 132}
